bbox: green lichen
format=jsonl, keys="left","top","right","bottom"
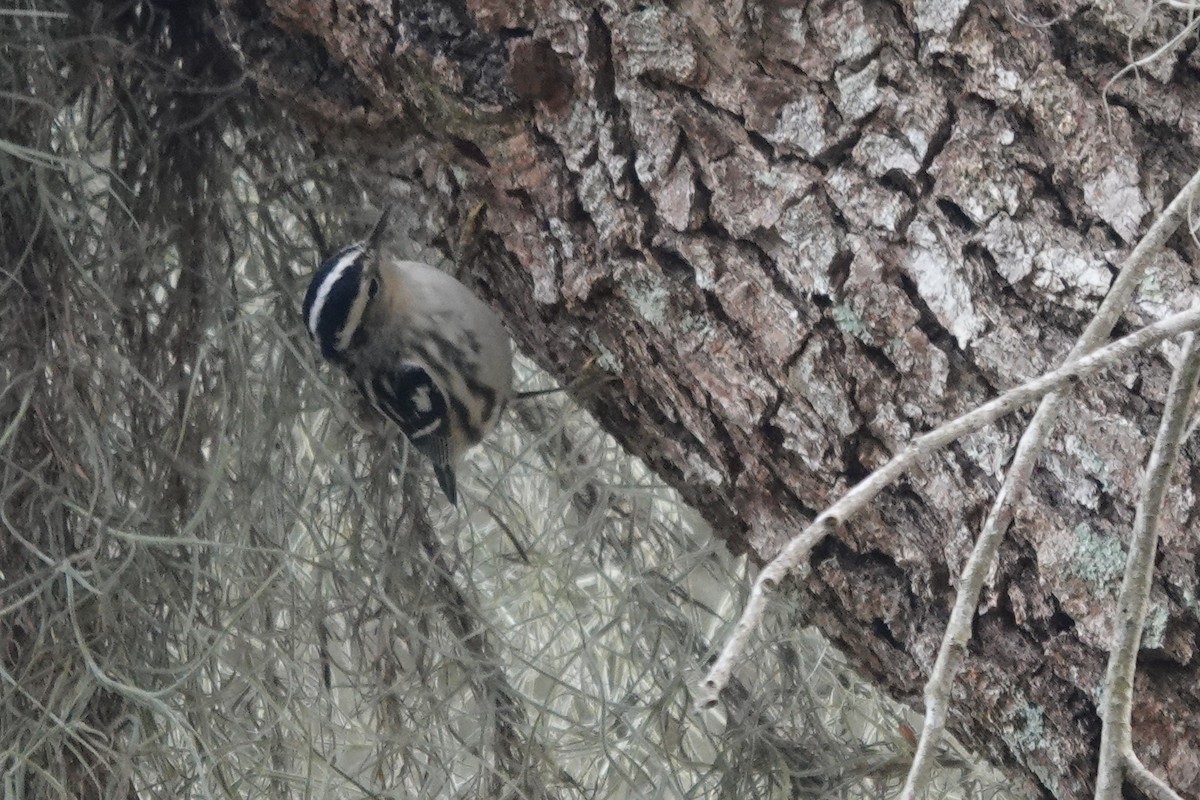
{"left": 625, "top": 274, "right": 670, "bottom": 327}
{"left": 678, "top": 311, "right": 712, "bottom": 338}
{"left": 1064, "top": 434, "right": 1110, "bottom": 488}
{"left": 1008, "top": 703, "right": 1046, "bottom": 752}
{"left": 757, "top": 169, "right": 781, "bottom": 189}
{"left": 832, "top": 301, "right": 871, "bottom": 343}
{"left": 1138, "top": 272, "right": 1165, "bottom": 304}
{"left": 1182, "top": 585, "right": 1200, "bottom": 616}
{"left": 1141, "top": 601, "right": 1169, "bottom": 650}
{"left": 1066, "top": 523, "right": 1125, "bottom": 590}
{"left": 587, "top": 333, "right": 623, "bottom": 372}
{"left": 1006, "top": 704, "right": 1060, "bottom": 795}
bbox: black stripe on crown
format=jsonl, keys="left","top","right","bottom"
{"left": 303, "top": 246, "right": 366, "bottom": 362}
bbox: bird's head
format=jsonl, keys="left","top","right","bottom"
{"left": 302, "top": 207, "right": 391, "bottom": 362}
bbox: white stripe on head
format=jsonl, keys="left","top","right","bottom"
{"left": 335, "top": 276, "right": 373, "bottom": 352}
{"left": 306, "top": 247, "right": 363, "bottom": 337}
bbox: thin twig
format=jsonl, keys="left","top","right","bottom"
{"left": 696, "top": 303, "right": 1200, "bottom": 709}
{"left": 900, "top": 164, "right": 1200, "bottom": 798}
{"left": 1094, "top": 334, "right": 1200, "bottom": 799}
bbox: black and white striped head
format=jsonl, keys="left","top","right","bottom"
{"left": 302, "top": 208, "right": 390, "bottom": 362}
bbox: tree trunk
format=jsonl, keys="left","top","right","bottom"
{"left": 216, "top": 1, "right": 1200, "bottom": 796}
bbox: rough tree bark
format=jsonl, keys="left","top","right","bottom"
{"left": 215, "top": 1, "right": 1200, "bottom": 797}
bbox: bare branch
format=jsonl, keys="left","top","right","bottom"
{"left": 1122, "top": 753, "right": 1186, "bottom": 800}
{"left": 1093, "top": 334, "right": 1200, "bottom": 798}
{"left": 697, "top": 302, "right": 1200, "bottom": 710}
{"left": 900, "top": 164, "right": 1200, "bottom": 798}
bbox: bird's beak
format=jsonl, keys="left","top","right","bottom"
{"left": 357, "top": 205, "right": 392, "bottom": 281}
{"left": 364, "top": 205, "right": 392, "bottom": 253}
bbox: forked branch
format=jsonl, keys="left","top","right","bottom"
{"left": 899, "top": 165, "right": 1200, "bottom": 798}
{"left": 696, "top": 302, "right": 1200, "bottom": 710}
{"left": 699, "top": 166, "right": 1200, "bottom": 799}
{"left": 1092, "top": 334, "right": 1200, "bottom": 800}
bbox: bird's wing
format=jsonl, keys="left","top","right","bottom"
{"left": 359, "top": 363, "right": 458, "bottom": 504}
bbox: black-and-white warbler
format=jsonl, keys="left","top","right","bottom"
{"left": 302, "top": 207, "right": 513, "bottom": 504}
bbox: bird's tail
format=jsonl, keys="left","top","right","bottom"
{"left": 433, "top": 464, "right": 458, "bottom": 506}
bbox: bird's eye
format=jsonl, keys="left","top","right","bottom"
{"left": 368, "top": 278, "right": 379, "bottom": 298}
